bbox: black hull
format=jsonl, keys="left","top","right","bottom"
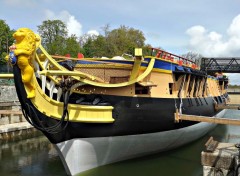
{"left": 13, "top": 66, "right": 225, "bottom": 144}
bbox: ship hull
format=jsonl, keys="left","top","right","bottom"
{"left": 55, "top": 109, "right": 225, "bottom": 176}
{"left": 12, "top": 65, "right": 227, "bottom": 175}
{"left": 13, "top": 71, "right": 223, "bottom": 143}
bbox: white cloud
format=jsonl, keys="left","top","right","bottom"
{"left": 44, "top": 10, "right": 82, "bottom": 37}
{"left": 225, "top": 73, "right": 240, "bottom": 85}
{"left": 227, "top": 15, "right": 240, "bottom": 38}
{"left": 66, "top": 15, "right": 82, "bottom": 37}
{"left": 186, "top": 14, "right": 240, "bottom": 57}
{"left": 186, "top": 14, "right": 240, "bottom": 85}
{"left": 87, "top": 30, "right": 99, "bottom": 36}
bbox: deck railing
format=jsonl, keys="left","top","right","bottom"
{"left": 150, "top": 48, "right": 198, "bottom": 69}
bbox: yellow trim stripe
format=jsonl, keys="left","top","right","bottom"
{"left": 152, "top": 68, "right": 172, "bottom": 74}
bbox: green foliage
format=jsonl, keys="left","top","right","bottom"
{"left": 37, "top": 21, "right": 149, "bottom": 58}
{"left": 26, "top": 20, "right": 152, "bottom": 59}
{"left": 0, "top": 19, "right": 15, "bottom": 64}
{"left": 228, "top": 84, "right": 240, "bottom": 89}
{"left": 81, "top": 34, "right": 107, "bottom": 57}
{"left": 0, "top": 52, "right": 7, "bottom": 64}
{"left": 38, "top": 20, "right": 68, "bottom": 55}
{"left": 106, "top": 25, "right": 145, "bottom": 57}
{"left": 81, "top": 25, "right": 146, "bottom": 58}
{"left": 64, "top": 35, "right": 82, "bottom": 57}
{"left": 142, "top": 44, "right": 154, "bottom": 56}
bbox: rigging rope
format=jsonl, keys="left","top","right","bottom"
{"left": 21, "top": 78, "right": 72, "bottom": 134}
{"left": 178, "top": 75, "right": 186, "bottom": 115}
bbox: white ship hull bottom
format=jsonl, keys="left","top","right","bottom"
{"left": 54, "top": 109, "right": 226, "bottom": 175}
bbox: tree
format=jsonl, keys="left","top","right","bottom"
{"left": 81, "top": 25, "right": 146, "bottom": 58}
{"left": 37, "top": 20, "right": 68, "bottom": 55}
{"left": 101, "top": 24, "right": 110, "bottom": 38}
{"left": 0, "top": 20, "right": 15, "bottom": 64}
{"left": 142, "top": 44, "right": 153, "bottom": 56}
{"left": 182, "top": 51, "right": 202, "bottom": 65}
{"left": 106, "top": 25, "right": 145, "bottom": 57}
{"left": 64, "top": 34, "right": 82, "bottom": 57}
{"left": 81, "top": 34, "right": 107, "bottom": 57}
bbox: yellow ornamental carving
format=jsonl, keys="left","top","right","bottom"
{"left": 13, "top": 28, "right": 40, "bottom": 98}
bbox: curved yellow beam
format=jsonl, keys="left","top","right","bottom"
{"left": 38, "top": 44, "right": 156, "bottom": 88}
{"left": 39, "top": 45, "right": 100, "bottom": 82}
{"left": 76, "top": 57, "right": 155, "bottom": 87}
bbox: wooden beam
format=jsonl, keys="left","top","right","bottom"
{"left": 205, "top": 137, "right": 218, "bottom": 152}
{"left": 0, "top": 110, "right": 22, "bottom": 115}
{"left": 175, "top": 112, "right": 240, "bottom": 126}
{"left": 215, "top": 104, "right": 240, "bottom": 110}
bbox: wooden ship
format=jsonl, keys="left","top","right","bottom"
{"left": 5, "top": 28, "right": 229, "bottom": 175}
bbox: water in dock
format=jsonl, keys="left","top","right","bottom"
{"left": 0, "top": 109, "right": 240, "bottom": 176}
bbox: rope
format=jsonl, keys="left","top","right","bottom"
{"left": 21, "top": 79, "right": 72, "bottom": 134}
{"left": 178, "top": 75, "right": 186, "bottom": 114}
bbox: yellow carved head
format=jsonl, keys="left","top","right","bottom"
{"left": 12, "top": 28, "right": 40, "bottom": 99}
{"left": 13, "top": 28, "right": 39, "bottom": 56}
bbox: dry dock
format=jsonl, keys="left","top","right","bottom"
{"left": 201, "top": 92, "right": 240, "bottom": 176}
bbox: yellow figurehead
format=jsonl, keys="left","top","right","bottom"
{"left": 12, "top": 28, "right": 40, "bottom": 98}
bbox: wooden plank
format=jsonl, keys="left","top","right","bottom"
{"left": 0, "top": 110, "right": 22, "bottom": 115}
{"left": 205, "top": 137, "right": 219, "bottom": 152}
{"left": 175, "top": 112, "right": 240, "bottom": 126}
{"left": 205, "top": 137, "right": 214, "bottom": 147}
{"left": 0, "top": 102, "right": 20, "bottom": 107}
{"left": 215, "top": 104, "right": 240, "bottom": 110}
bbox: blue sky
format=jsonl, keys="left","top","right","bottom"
{"left": 1, "top": 0, "right": 240, "bottom": 84}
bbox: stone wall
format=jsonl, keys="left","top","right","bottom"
{"left": 0, "top": 85, "right": 18, "bottom": 102}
